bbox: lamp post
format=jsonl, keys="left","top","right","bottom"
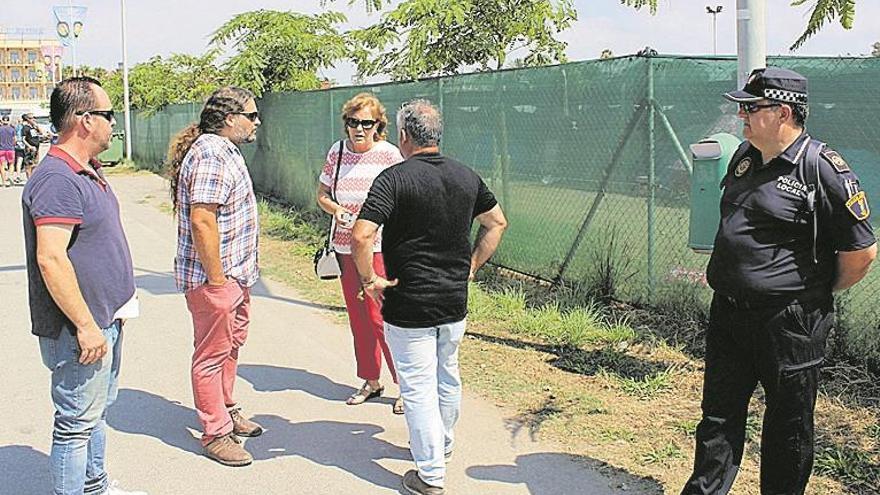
{"left": 706, "top": 5, "right": 723, "bottom": 56}
{"left": 120, "top": 0, "right": 132, "bottom": 160}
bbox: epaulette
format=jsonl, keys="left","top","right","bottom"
{"left": 820, "top": 149, "right": 850, "bottom": 173}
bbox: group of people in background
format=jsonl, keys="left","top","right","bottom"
{"left": 0, "top": 112, "right": 44, "bottom": 187}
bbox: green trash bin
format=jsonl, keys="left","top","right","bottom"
{"left": 688, "top": 133, "right": 742, "bottom": 253}
{"left": 98, "top": 132, "right": 125, "bottom": 165}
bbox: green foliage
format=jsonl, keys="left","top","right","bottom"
{"left": 606, "top": 366, "right": 676, "bottom": 399}
{"left": 127, "top": 53, "right": 225, "bottom": 114}
{"left": 257, "top": 200, "right": 325, "bottom": 246}
{"left": 350, "top": 0, "right": 577, "bottom": 80}
{"left": 639, "top": 443, "right": 684, "bottom": 466}
{"left": 618, "top": 0, "right": 658, "bottom": 15}
{"left": 210, "top": 10, "right": 349, "bottom": 96}
{"left": 790, "top": 0, "right": 857, "bottom": 50}
{"left": 814, "top": 443, "right": 880, "bottom": 490}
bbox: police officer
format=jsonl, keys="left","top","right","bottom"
{"left": 681, "top": 67, "right": 877, "bottom": 495}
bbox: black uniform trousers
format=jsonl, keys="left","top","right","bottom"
{"left": 681, "top": 292, "right": 834, "bottom": 495}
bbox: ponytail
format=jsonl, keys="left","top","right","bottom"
{"left": 166, "top": 123, "right": 202, "bottom": 212}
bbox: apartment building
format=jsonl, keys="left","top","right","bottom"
{"left": 0, "top": 33, "right": 63, "bottom": 112}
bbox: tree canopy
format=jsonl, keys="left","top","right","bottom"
{"left": 350, "top": 0, "right": 576, "bottom": 81}
{"left": 210, "top": 9, "right": 349, "bottom": 96}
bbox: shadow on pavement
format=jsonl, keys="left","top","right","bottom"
{"left": 0, "top": 445, "right": 51, "bottom": 495}
{"left": 247, "top": 414, "right": 410, "bottom": 490}
{"left": 238, "top": 364, "right": 358, "bottom": 402}
{"left": 107, "top": 389, "right": 202, "bottom": 456}
{"left": 134, "top": 267, "right": 345, "bottom": 312}
{"left": 467, "top": 452, "right": 664, "bottom": 495}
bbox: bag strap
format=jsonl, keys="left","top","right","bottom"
{"left": 325, "top": 140, "right": 345, "bottom": 249}
{"left": 798, "top": 136, "right": 827, "bottom": 264}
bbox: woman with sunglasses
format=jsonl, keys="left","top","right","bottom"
{"left": 317, "top": 92, "right": 404, "bottom": 414}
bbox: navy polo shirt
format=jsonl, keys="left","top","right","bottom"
{"left": 22, "top": 147, "right": 135, "bottom": 339}
{"left": 706, "top": 132, "right": 875, "bottom": 298}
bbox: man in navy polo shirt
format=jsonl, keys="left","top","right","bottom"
{"left": 21, "top": 77, "right": 145, "bottom": 495}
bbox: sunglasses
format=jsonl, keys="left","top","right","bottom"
{"left": 345, "top": 117, "right": 378, "bottom": 130}
{"left": 234, "top": 111, "right": 260, "bottom": 122}
{"left": 738, "top": 102, "right": 781, "bottom": 114}
{"left": 76, "top": 109, "right": 115, "bottom": 122}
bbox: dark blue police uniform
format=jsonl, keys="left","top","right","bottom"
{"left": 682, "top": 68, "right": 875, "bottom": 495}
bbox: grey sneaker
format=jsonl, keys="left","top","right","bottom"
{"left": 229, "top": 406, "right": 263, "bottom": 437}
{"left": 204, "top": 433, "right": 253, "bottom": 467}
{"left": 402, "top": 470, "right": 444, "bottom": 495}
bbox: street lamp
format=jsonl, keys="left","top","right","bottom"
{"left": 120, "top": 0, "right": 132, "bottom": 160}
{"left": 706, "top": 5, "right": 723, "bottom": 56}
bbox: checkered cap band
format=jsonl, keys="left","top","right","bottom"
{"left": 764, "top": 88, "right": 808, "bottom": 104}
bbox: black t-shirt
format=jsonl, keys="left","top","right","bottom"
{"left": 358, "top": 152, "right": 498, "bottom": 328}
{"left": 706, "top": 132, "right": 875, "bottom": 298}
{"left": 22, "top": 124, "right": 40, "bottom": 147}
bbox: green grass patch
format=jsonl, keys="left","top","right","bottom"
{"left": 606, "top": 366, "right": 677, "bottom": 399}
{"left": 257, "top": 200, "right": 324, "bottom": 246}
{"left": 814, "top": 444, "right": 880, "bottom": 491}
{"left": 639, "top": 443, "right": 685, "bottom": 466}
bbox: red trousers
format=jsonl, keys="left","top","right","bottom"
{"left": 338, "top": 253, "right": 397, "bottom": 383}
{"left": 185, "top": 280, "right": 250, "bottom": 445}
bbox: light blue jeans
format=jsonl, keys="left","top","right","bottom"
{"left": 385, "top": 319, "right": 466, "bottom": 488}
{"left": 39, "top": 321, "right": 123, "bottom": 495}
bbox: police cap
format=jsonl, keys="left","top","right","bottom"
{"left": 724, "top": 67, "right": 808, "bottom": 105}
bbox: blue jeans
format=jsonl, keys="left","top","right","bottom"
{"left": 39, "top": 321, "right": 123, "bottom": 495}
{"left": 385, "top": 319, "right": 466, "bottom": 488}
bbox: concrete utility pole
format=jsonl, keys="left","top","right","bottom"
{"left": 120, "top": 0, "right": 132, "bottom": 160}
{"left": 735, "top": 0, "right": 767, "bottom": 87}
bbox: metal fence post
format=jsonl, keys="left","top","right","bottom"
{"left": 647, "top": 56, "right": 657, "bottom": 299}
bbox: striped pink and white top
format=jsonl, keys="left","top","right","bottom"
{"left": 319, "top": 139, "right": 403, "bottom": 254}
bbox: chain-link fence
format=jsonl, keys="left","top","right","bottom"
{"left": 130, "top": 55, "right": 880, "bottom": 366}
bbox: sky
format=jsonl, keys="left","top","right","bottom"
{"left": 1, "top": 0, "right": 878, "bottom": 85}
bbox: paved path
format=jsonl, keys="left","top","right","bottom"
{"left": 0, "top": 174, "right": 660, "bottom": 494}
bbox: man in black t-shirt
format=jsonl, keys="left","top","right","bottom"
{"left": 21, "top": 113, "right": 42, "bottom": 177}
{"left": 353, "top": 99, "right": 507, "bottom": 495}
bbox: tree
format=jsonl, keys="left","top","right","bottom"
{"left": 350, "top": 0, "right": 576, "bottom": 80}
{"left": 125, "top": 52, "right": 225, "bottom": 113}
{"left": 872, "top": 41, "right": 880, "bottom": 57}
{"left": 600, "top": 49, "right": 614, "bottom": 59}
{"left": 619, "top": 0, "right": 858, "bottom": 51}
{"left": 210, "top": 10, "right": 349, "bottom": 96}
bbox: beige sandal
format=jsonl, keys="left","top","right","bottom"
{"left": 346, "top": 381, "right": 384, "bottom": 405}
{"left": 393, "top": 396, "right": 404, "bottom": 415}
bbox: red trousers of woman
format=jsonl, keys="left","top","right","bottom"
{"left": 338, "top": 253, "right": 397, "bottom": 383}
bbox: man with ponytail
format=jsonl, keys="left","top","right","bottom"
{"left": 168, "top": 86, "right": 263, "bottom": 467}
{"left": 22, "top": 77, "right": 145, "bottom": 494}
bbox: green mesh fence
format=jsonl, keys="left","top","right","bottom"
{"left": 130, "top": 55, "right": 880, "bottom": 366}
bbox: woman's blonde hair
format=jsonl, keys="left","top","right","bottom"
{"left": 341, "top": 92, "right": 388, "bottom": 140}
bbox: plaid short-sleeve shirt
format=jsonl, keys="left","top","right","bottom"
{"left": 174, "top": 133, "right": 260, "bottom": 291}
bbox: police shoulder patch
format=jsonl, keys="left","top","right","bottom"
{"left": 733, "top": 157, "right": 751, "bottom": 178}
{"left": 845, "top": 190, "right": 870, "bottom": 221}
{"left": 822, "top": 150, "right": 850, "bottom": 173}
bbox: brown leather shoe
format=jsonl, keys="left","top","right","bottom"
{"left": 204, "top": 433, "right": 253, "bottom": 467}
{"left": 402, "top": 470, "right": 444, "bottom": 495}
{"left": 229, "top": 407, "right": 263, "bottom": 437}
